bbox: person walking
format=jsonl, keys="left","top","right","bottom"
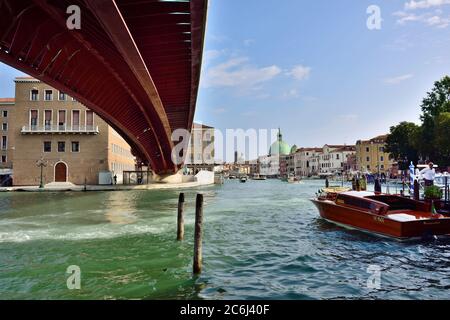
{"left": 420, "top": 162, "right": 436, "bottom": 187}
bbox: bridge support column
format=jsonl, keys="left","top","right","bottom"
{"left": 152, "top": 171, "right": 184, "bottom": 184}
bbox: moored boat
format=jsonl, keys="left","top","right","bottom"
{"left": 252, "top": 174, "right": 267, "bottom": 181}
{"left": 288, "top": 176, "right": 302, "bottom": 184}
{"left": 311, "top": 190, "right": 450, "bottom": 240}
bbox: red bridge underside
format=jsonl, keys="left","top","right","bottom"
{"left": 0, "top": 0, "right": 207, "bottom": 174}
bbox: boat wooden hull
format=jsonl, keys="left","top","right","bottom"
{"left": 311, "top": 199, "right": 450, "bottom": 239}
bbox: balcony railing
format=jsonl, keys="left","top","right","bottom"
{"left": 21, "top": 124, "right": 99, "bottom": 134}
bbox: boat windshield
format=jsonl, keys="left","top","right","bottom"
{"left": 366, "top": 195, "right": 418, "bottom": 211}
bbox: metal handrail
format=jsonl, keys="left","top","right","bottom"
{"left": 21, "top": 124, "right": 99, "bottom": 133}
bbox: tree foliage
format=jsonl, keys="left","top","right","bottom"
{"left": 386, "top": 76, "right": 450, "bottom": 166}
{"left": 434, "top": 112, "right": 450, "bottom": 164}
{"left": 385, "top": 122, "right": 420, "bottom": 163}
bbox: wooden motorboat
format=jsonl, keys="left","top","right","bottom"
{"left": 311, "top": 190, "right": 450, "bottom": 240}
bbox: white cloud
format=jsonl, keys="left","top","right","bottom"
{"left": 201, "top": 57, "right": 282, "bottom": 89}
{"left": 394, "top": 10, "right": 450, "bottom": 27}
{"left": 282, "top": 89, "right": 300, "bottom": 99}
{"left": 383, "top": 74, "right": 414, "bottom": 85}
{"left": 405, "top": 0, "right": 450, "bottom": 10}
{"left": 287, "top": 65, "right": 311, "bottom": 80}
{"left": 426, "top": 15, "right": 450, "bottom": 27}
{"left": 394, "top": 11, "right": 422, "bottom": 24}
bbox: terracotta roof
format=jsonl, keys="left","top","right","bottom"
{"left": 296, "top": 147, "right": 322, "bottom": 153}
{"left": 326, "top": 144, "right": 348, "bottom": 149}
{"left": 14, "top": 76, "right": 40, "bottom": 83}
{"left": 357, "top": 134, "right": 389, "bottom": 144}
{"left": 0, "top": 98, "right": 15, "bottom": 103}
{"left": 193, "top": 123, "right": 214, "bottom": 129}
{"left": 371, "top": 135, "right": 388, "bottom": 142}
{"left": 333, "top": 146, "right": 356, "bottom": 152}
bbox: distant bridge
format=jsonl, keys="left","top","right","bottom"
{"left": 0, "top": 0, "right": 208, "bottom": 174}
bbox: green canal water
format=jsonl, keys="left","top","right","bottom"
{"left": 0, "top": 180, "right": 448, "bottom": 300}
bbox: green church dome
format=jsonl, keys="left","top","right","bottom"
{"left": 291, "top": 145, "right": 298, "bottom": 154}
{"left": 269, "top": 129, "right": 291, "bottom": 156}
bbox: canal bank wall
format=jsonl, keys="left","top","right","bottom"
{"left": 0, "top": 171, "right": 215, "bottom": 192}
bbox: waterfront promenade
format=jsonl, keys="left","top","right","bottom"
{"left": 0, "top": 180, "right": 214, "bottom": 193}
{"left": 0, "top": 171, "right": 216, "bottom": 192}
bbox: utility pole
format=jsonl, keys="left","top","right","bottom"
{"left": 377, "top": 143, "right": 380, "bottom": 176}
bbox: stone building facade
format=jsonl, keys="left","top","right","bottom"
{"left": 356, "top": 135, "right": 394, "bottom": 175}
{"left": 5, "top": 77, "right": 135, "bottom": 186}
{"left": 185, "top": 123, "right": 215, "bottom": 173}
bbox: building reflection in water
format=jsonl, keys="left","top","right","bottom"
{"left": 104, "top": 191, "right": 138, "bottom": 225}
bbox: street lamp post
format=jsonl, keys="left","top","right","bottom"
{"left": 36, "top": 157, "right": 47, "bottom": 188}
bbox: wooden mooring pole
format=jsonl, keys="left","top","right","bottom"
{"left": 177, "top": 193, "right": 185, "bottom": 241}
{"left": 374, "top": 178, "right": 382, "bottom": 193}
{"left": 445, "top": 176, "right": 448, "bottom": 203}
{"left": 414, "top": 179, "right": 420, "bottom": 201}
{"left": 193, "top": 193, "right": 204, "bottom": 275}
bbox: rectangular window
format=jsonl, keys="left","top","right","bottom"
{"left": 58, "top": 141, "right": 65, "bottom": 152}
{"left": 71, "top": 141, "right": 80, "bottom": 152}
{"left": 72, "top": 110, "right": 80, "bottom": 130}
{"left": 31, "top": 89, "right": 39, "bottom": 101}
{"left": 380, "top": 156, "right": 384, "bottom": 162}
{"left": 30, "top": 110, "right": 38, "bottom": 129}
{"left": 2, "top": 123, "right": 7, "bottom": 131}
{"left": 58, "top": 110, "right": 66, "bottom": 130}
{"left": 3, "top": 110, "right": 7, "bottom": 118}
{"left": 366, "top": 157, "right": 370, "bottom": 162}
{"left": 1, "top": 155, "right": 6, "bottom": 163}
{"left": 43, "top": 141, "right": 51, "bottom": 153}
{"left": 44, "top": 90, "right": 53, "bottom": 101}
{"left": 58, "top": 91, "right": 66, "bottom": 101}
{"left": 2, "top": 136, "right": 7, "bottom": 150}
{"left": 381, "top": 165, "right": 385, "bottom": 169}
{"left": 44, "top": 110, "right": 52, "bottom": 130}
{"left": 366, "top": 147, "right": 370, "bottom": 152}
{"left": 86, "top": 110, "right": 94, "bottom": 129}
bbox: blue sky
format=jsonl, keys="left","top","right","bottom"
{"left": 1, "top": 0, "right": 449, "bottom": 160}
{"left": 194, "top": 0, "right": 450, "bottom": 153}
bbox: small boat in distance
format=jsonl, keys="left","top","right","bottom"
{"left": 240, "top": 176, "right": 248, "bottom": 183}
{"left": 252, "top": 174, "right": 267, "bottom": 181}
{"left": 311, "top": 190, "right": 450, "bottom": 240}
{"left": 288, "top": 176, "right": 302, "bottom": 184}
